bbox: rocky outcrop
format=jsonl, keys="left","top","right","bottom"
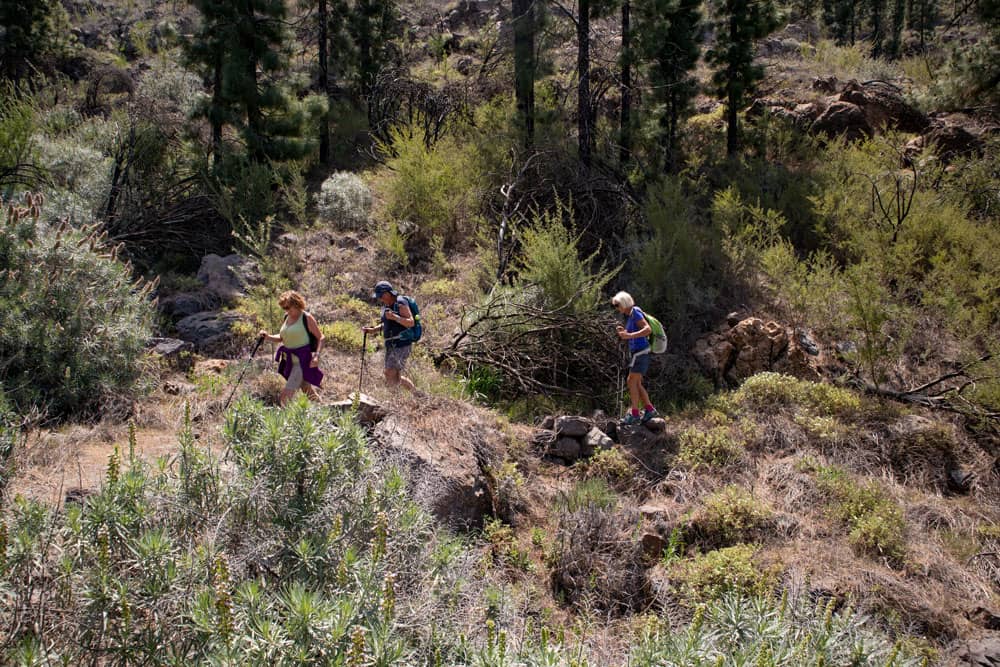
{"left": 175, "top": 310, "right": 246, "bottom": 353}
{"left": 953, "top": 637, "right": 1000, "bottom": 666}
{"left": 329, "top": 393, "right": 387, "bottom": 426}
{"left": 838, "top": 80, "right": 929, "bottom": 133}
{"left": 372, "top": 412, "right": 500, "bottom": 529}
{"left": 749, "top": 79, "right": 927, "bottom": 142}
{"left": 196, "top": 253, "right": 259, "bottom": 304}
{"left": 533, "top": 414, "right": 671, "bottom": 467}
{"left": 692, "top": 317, "right": 842, "bottom": 386}
{"left": 811, "top": 100, "right": 873, "bottom": 140}
{"left": 905, "top": 123, "right": 984, "bottom": 163}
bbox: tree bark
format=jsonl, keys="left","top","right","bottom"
{"left": 513, "top": 0, "right": 535, "bottom": 147}
{"left": 318, "top": 0, "right": 330, "bottom": 163}
{"left": 620, "top": 0, "right": 631, "bottom": 165}
{"left": 211, "top": 52, "right": 223, "bottom": 160}
{"left": 578, "top": 0, "right": 592, "bottom": 167}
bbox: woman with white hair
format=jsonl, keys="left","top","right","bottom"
{"left": 612, "top": 291, "right": 657, "bottom": 424}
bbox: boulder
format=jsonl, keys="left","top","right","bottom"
{"left": 644, "top": 418, "right": 667, "bottom": 433}
{"left": 372, "top": 413, "right": 497, "bottom": 529}
{"left": 551, "top": 436, "right": 582, "bottom": 463}
{"left": 811, "top": 101, "right": 872, "bottom": 141}
{"left": 582, "top": 427, "right": 614, "bottom": 456}
{"left": 839, "top": 80, "right": 929, "bottom": 133}
{"left": 158, "top": 292, "right": 214, "bottom": 319}
{"left": 692, "top": 318, "right": 839, "bottom": 385}
{"left": 905, "top": 123, "right": 983, "bottom": 163}
{"left": 729, "top": 318, "right": 788, "bottom": 382}
{"left": 953, "top": 637, "right": 1000, "bottom": 666}
{"left": 330, "top": 392, "right": 386, "bottom": 426}
{"left": 455, "top": 56, "right": 475, "bottom": 76}
{"left": 176, "top": 310, "right": 244, "bottom": 352}
{"left": 196, "top": 254, "right": 259, "bottom": 304}
{"left": 163, "top": 380, "right": 195, "bottom": 395}
{"left": 812, "top": 75, "right": 840, "bottom": 93}
{"left": 555, "top": 416, "right": 593, "bottom": 439}
{"left": 148, "top": 337, "right": 193, "bottom": 363}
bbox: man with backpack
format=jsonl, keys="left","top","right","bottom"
{"left": 362, "top": 281, "right": 421, "bottom": 392}
{"left": 612, "top": 291, "right": 659, "bottom": 425}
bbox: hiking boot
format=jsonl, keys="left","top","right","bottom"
{"left": 641, "top": 408, "right": 658, "bottom": 424}
{"left": 621, "top": 412, "right": 641, "bottom": 425}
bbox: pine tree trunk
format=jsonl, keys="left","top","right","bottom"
{"left": 620, "top": 0, "right": 631, "bottom": 166}
{"left": 871, "top": 0, "right": 885, "bottom": 57}
{"left": 242, "top": 0, "right": 266, "bottom": 162}
{"left": 578, "top": 0, "right": 592, "bottom": 168}
{"left": 211, "top": 53, "right": 223, "bottom": 159}
{"left": 318, "top": 0, "right": 330, "bottom": 163}
{"left": 513, "top": 0, "right": 535, "bottom": 148}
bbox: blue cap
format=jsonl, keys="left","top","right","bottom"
{"left": 373, "top": 281, "right": 397, "bottom": 299}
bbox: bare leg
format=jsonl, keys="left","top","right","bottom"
{"left": 279, "top": 388, "right": 295, "bottom": 407}
{"left": 627, "top": 373, "right": 643, "bottom": 411}
{"left": 636, "top": 381, "right": 651, "bottom": 408}
{"left": 302, "top": 384, "right": 319, "bottom": 401}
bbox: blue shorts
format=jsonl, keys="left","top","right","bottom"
{"left": 629, "top": 350, "right": 651, "bottom": 375}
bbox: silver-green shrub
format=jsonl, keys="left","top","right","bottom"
{"left": 316, "top": 171, "right": 372, "bottom": 230}
{"left": 630, "top": 589, "right": 932, "bottom": 666}
{"left": 0, "top": 194, "right": 154, "bottom": 419}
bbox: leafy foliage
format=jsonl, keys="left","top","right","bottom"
{"left": 0, "top": 195, "right": 154, "bottom": 419}
{"left": 316, "top": 171, "right": 372, "bottom": 229}
{"left": 630, "top": 590, "right": 931, "bottom": 665}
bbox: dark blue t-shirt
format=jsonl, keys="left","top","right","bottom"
{"left": 626, "top": 306, "right": 650, "bottom": 353}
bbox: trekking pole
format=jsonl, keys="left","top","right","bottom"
{"left": 358, "top": 330, "right": 368, "bottom": 395}
{"left": 223, "top": 335, "right": 264, "bottom": 411}
{"left": 617, "top": 343, "right": 625, "bottom": 419}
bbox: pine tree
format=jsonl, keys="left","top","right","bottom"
{"left": 513, "top": 0, "right": 536, "bottom": 148}
{"left": 620, "top": 0, "right": 632, "bottom": 164}
{"left": 0, "top": 0, "right": 72, "bottom": 80}
{"left": 822, "top": 0, "right": 860, "bottom": 43}
{"left": 706, "top": 0, "right": 779, "bottom": 156}
{"left": 349, "top": 0, "right": 400, "bottom": 104}
{"left": 634, "top": 0, "right": 702, "bottom": 172}
{"left": 575, "top": 0, "right": 619, "bottom": 167}
{"left": 186, "top": 0, "right": 322, "bottom": 163}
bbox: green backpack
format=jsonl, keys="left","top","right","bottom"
{"left": 643, "top": 311, "right": 668, "bottom": 354}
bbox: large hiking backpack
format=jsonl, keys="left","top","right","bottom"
{"left": 395, "top": 296, "right": 423, "bottom": 343}
{"left": 643, "top": 311, "right": 668, "bottom": 354}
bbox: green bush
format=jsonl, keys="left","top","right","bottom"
{"left": 0, "top": 195, "right": 154, "bottom": 419}
{"left": 731, "top": 373, "right": 861, "bottom": 418}
{"left": 516, "top": 197, "right": 621, "bottom": 313}
{"left": 578, "top": 447, "right": 637, "bottom": 492}
{"left": 629, "top": 589, "right": 932, "bottom": 666}
{"left": 669, "top": 544, "right": 778, "bottom": 603}
{"left": 814, "top": 464, "right": 906, "bottom": 564}
{"left": 677, "top": 425, "right": 745, "bottom": 469}
{"left": 690, "top": 485, "right": 773, "bottom": 548}
{"left": 378, "top": 122, "right": 481, "bottom": 257}
{"left": 558, "top": 478, "right": 618, "bottom": 513}
{"left": 634, "top": 177, "right": 715, "bottom": 328}
{"left": 319, "top": 321, "right": 370, "bottom": 353}
{"left": 0, "top": 398, "right": 525, "bottom": 664}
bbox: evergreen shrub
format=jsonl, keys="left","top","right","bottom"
{"left": 316, "top": 171, "right": 372, "bottom": 230}
{"left": 0, "top": 195, "right": 154, "bottom": 419}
